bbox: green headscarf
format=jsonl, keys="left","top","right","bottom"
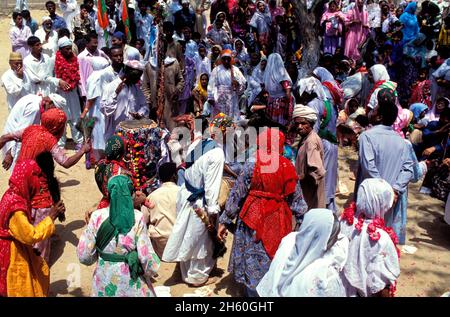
{"left": 107, "top": 175, "right": 135, "bottom": 235}
{"left": 95, "top": 175, "right": 143, "bottom": 281}
{"left": 106, "top": 135, "right": 126, "bottom": 161}
{"left": 96, "top": 175, "right": 135, "bottom": 252}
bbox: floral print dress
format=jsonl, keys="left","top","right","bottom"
{"left": 77, "top": 208, "right": 160, "bottom": 297}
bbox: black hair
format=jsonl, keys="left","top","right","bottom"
{"left": 27, "top": 36, "right": 41, "bottom": 47}
{"left": 21, "top": 10, "right": 31, "bottom": 19}
{"left": 192, "top": 32, "right": 201, "bottom": 39}
{"left": 58, "top": 28, "right": 71, "bottom": 38}
{"left": 135, "top": 38, "right": 145, "bottom": 45}
{"left": 110, "top": 45, "right": 123, "bottom": 52}
{"left": 45, "top": 1, "right": 56, "bottom": 7}
{"left": 84, "top": 0, "right": 94, "bottom": 3}
{"left": 12, "top": 11, "right": 22, "bottom": 20}
{"left": 85, "top": 31, "right": 98, "bottom": 43}
{"left": 158, "top": 162, "right": 177, "bottom": 183}
{"left": 441, "top": 107, "right": 450, "bottom": 121}
{"left": 378, "top": 98, "right": 398, "bottom": 126}
{"left": 80, "top": 4, "right": 88, "bottom": 10}
{"left": 124, "top": 66, "right": 144, "bottom": 83}
{"left": 355, "top": 114, "right": 369, "bottom": 128}
{"left": 101, "top": 46, "right": 111, "bottom": 57}
{"left": 163, "top": 21, "right": 174, "bottom": 33}
{"left": 35, "top": 152, "right": 61, "bottom": 205}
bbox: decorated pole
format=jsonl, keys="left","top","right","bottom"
{"left": 156, "top": 23, "right": 166, "bottom": 127}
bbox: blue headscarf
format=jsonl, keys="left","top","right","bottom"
{"left": 399, "top": 2, "right": 419, "bottom": 43}
{"left": 409, "top": 103, "right": 428, "bottom": 120}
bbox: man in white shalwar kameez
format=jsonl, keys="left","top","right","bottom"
{"left": 35, "top": 16, "right": 59, "bottom": 57}
{"left": 23, "top": 36, "right": 62, "bottom": 96}
{"left": 55, "top": 36, "right": 84, "bottom": 148}
{"left": 100, "top": 60, "right": 149, "bottom": 141}
{"left": 81, "top": 56, "right": 112, "bottom": 161}
{"left": 0, "top": 93, "right": 65, "bottom": 170}
{"left": 207, "top": 49, "right": 246, "bottom": 120}
{"left": 163, "top": 120, "right": 225, "bottom": 286}
{"left": 1, "top": 52, "right": 26, "bottom": 111}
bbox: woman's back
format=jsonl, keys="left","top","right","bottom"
{"left": 77, "top": 208, "right": 160, "bottom": 297}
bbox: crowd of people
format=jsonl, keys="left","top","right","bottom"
{"left": 0, "top": 0, "right": 449, "bottom": 297}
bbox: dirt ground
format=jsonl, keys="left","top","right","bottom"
{"left": 0, "top": 10, "right": 449, "bottom": 297}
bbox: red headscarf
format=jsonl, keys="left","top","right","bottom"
{"left": 18, "top": 109, "right": 67, "bottom": 164}
{"left": 239, "top": 128, "right": 298, "bottom": 258}
{"left": 0, "top": 160, "right": 42, "bottom": 296}
{"left": 41, "top": 108, "right": 67, "bottom": 137}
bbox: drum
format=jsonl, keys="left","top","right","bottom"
{"left": 115, "top": 119, "right": 164, "bottom": 194}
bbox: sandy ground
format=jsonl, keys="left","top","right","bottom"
{"left": 0, "top": 10, "right": 449, "bottom": 297}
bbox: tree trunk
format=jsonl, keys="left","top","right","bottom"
{"left": 291, "top": 0, "right": 326, "bottom": 80}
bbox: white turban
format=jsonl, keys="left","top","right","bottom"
{"left": 58, "top": 36, "right": 72, "bottom": 48}
{"left": 48, "top": 93, "right": 66, "bottom": 109}
{"left": 181, "top": 0, "right": 190, "bottom": 3}
{"left": 42, "top": 16, "right": 52, "bottom": 23}
{"left": 292, "top": 104, "right": 318, "bottom": 122}
{"left": 297, "top": 77, "right": 327, "bottom": 101}
{"left": 124, "top": 59, "right": 145, "bottom": 71}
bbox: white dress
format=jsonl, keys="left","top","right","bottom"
{"left": 1, "top": 94, "right": 42, "bottom": 163}
{"left": 86, "top": 67, "right": 117, "bottom": 155}
{"left": 207, "top": 64, "right": 246, "bottom": 120}
{"left": 162, "top": 139, "right": 224, "bottom": 284}
{"left": 1, "top": 69, "right": 26, "bottom": 111}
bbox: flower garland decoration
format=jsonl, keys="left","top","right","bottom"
{"left": 116, "top": 122, "right": 164, "bottom": 194}
{"left": 54, "top": 50, "right": 80, "bottom": 91}
{"left": 340, "top": 201, "right": 400, "bottom": 297}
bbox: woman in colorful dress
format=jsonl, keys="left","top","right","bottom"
{"left": 0, "top": 108, "right": 90, "bottom": 263}
{"left": 263, "top": 53, "right": 293, "bottom": 126}
{"left": 344, "top": 0, "right": 369, "bottom": 62}
{"left": 206, "top": 11, "right": 232, "bottom": 47}
{"left": 233, "top": 38, "right": 250, "bottom": 77}
{"left": 399, "top": 1, "right": 420, "bottom": 43}
{"left": 218, "top": 128, "right": 308, "bottom": 297}
{"left": 230, "top": 0, "right": 255, "bottom": 39}
{"left": 249, "top": 1, "right": 272, "bottom": 48}
{"left": 94, "top": 135, "right": 132, "bottom": 210}
{"left": 77, "top": 175, "right": 160, "bottom": 297}
{"left": 340, "top": 178, "right": 401, "bottom": 297}
{"left": 192, "top": 73, "right": 209, "bottom": 116}
{"left": 0, "top": 159, "right": 65, "bottom": 297}
{"left": 321, "top": 0, "right": 345, "bottom": 55}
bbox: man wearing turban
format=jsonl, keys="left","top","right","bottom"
{"left": 293, "top": 104, "right": 326, "bottom": 209}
